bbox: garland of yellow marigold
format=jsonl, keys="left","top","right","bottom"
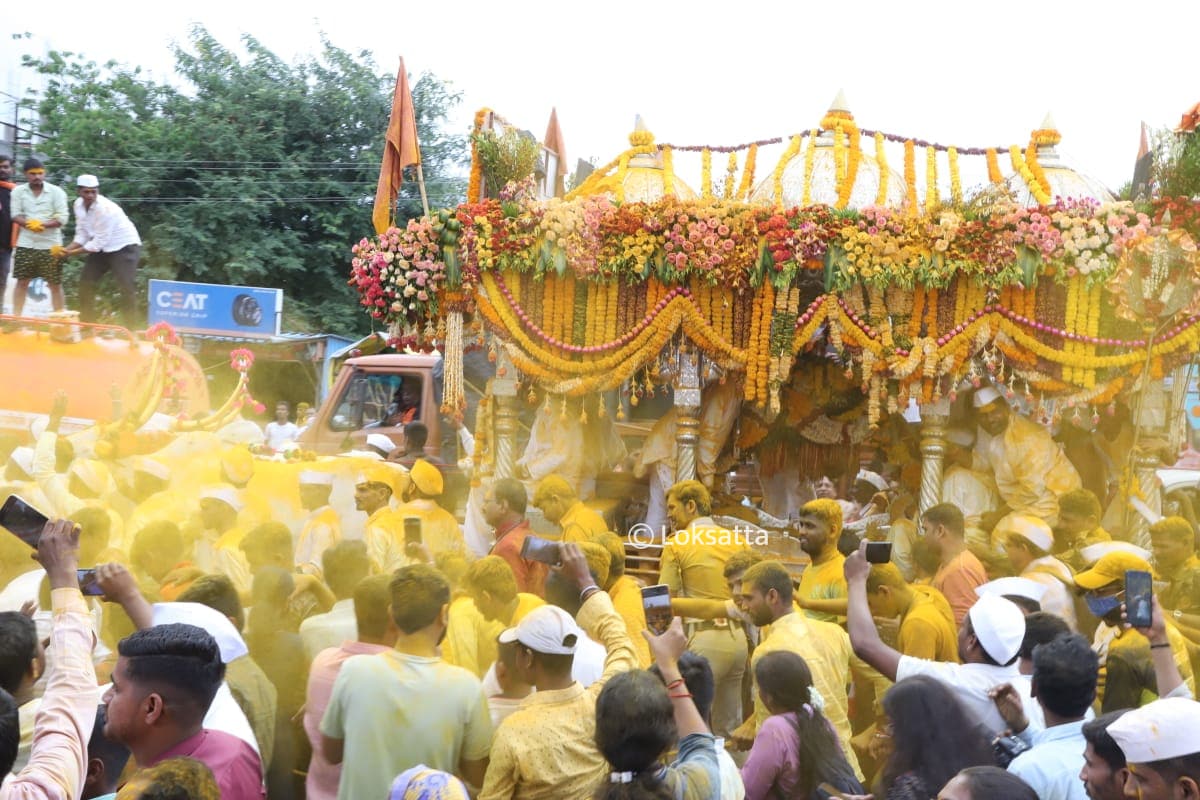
{"left": 799, "top": 131, "right": 817, "bottom": 206}
{"left": 736, "top": 144, "right": 758, "bottom": 201}
{"left": 701, "top": 148, "right": 713, "bottom": 199}
{"left": 832, "top": 127, "right": 846, "bottom": 186}
{"left": 1064, "top": 277, "right": 1079, "bottom": 385}
{"left": 615, "top": 153, "right": 631, "bottom": 202}
{"left": 834, "top": 123, "right": 861, "bottom": 210}
{"left": 773, "top": 135, "right": 803, "bottom": 207}
{"left": 874, "top": 132, "right": 889, "bottom": 206}
{"left": 468, "top": 108, "right": 490, "bottom": 203}
{"left": 948, "top": 147, "right": 962, "bottom": 206}
{"left": 904, "top": 140, "right": 918, "bottom": 210}
{"left": 745, "top": 289, "right": 764, "bottom": 402}
{"left": 1025, "top": 142, "right": 1052, "bottom": 199}
{"left": 986, "top": 148, "right": 1003, "bottom": 185}
{"left": 1010, "top": 145, "right": 1051, "bottom": 205}
{"left": 755, "top": 281, "right": 775, "bottom": 402}
{"left": 925, "top": 146, "right": 939, "bottom": 213}
{"left": 662, "top": 146, "right": 676, "bottom": 198}
{"left": 724, "top": 152, "right": 738, "bottom": 200}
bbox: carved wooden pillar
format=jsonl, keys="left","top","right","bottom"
{"left": 674, "top": 349, "right": 701, "bottom": 483}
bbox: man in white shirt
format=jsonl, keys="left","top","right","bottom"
{"left": 262, "top": 402, "right": 299, "bottom": 452}
{"left": 299, "top": 541, "right": 369, "bottom": 661}
{"left": 57, "top": 174, "right": 141, "bottom": 328}
{"left": 9, "top": 157, "right": 69, "bottom": 317}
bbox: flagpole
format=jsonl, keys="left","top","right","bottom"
{"left": 415, "top": 163, "right": 431, "bottom": 218}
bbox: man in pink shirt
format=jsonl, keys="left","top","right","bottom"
{"left": 101, "top": 623, "right": 265, "bottom": 800}
{"left": 1, "top": 519, "right": 99, "bottom": 800}
{"left": 923, "top": 503, "right": 989, "bottom": 626}
{"left": 303, "top": 574, "right": 396, "bottom": 800}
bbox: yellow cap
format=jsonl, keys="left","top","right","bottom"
{"left": 1074, "top": 551, "right": 1154, "bottom": 591}
{"left": 220, "top": 447, "right": 255, "bottom": 485}
{"left": 410, "top": 459, "right": 443, "bottom": 496}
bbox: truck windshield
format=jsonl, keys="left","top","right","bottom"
{"left": 328, "top": 372, "right": 422, "bottom": 431}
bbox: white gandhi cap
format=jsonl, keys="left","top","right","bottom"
{"left": 975, "top": 576, "right": 1049, "bottom": 603}
{"left": 76, "top": 174, "right": 99, "bottom": 188}
{"left": 1108, "top": 697, "right": 1200, "bottom": 763}
{"left": 967, "top": 594, "right": 1025, "bottom": 665}
{"left": 299, "top": 470, "right": 334, "bottom": 486}
{"left": 995, "top": 514, "right": 1054, "bottom": 552}
{"left": 972, "top": 386, "right": 1002, "bottom": 408}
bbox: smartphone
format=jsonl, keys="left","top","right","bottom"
{"left": 0, "top": 495, "right": 50, "bottom": 549}
{"left": 641, "top": 583, "right": 672, "bottom": 635}
{"left": 520, "top": 534, "right": 562, "bottom": 566}
{"left": 1125, "top": 569, "right": 1154, "bottom": 628}
{"left": 864, "top": 541, "right": 893, "bottom": 564}
{"left": 77, "top": 568, "right": 105, "bottom": 596}
{"left": 403, "top": 517, "right": 422, "bottom": 546}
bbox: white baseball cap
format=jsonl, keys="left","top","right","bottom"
{"left": 967, "top": 594, "right": 1025, "bottom": 665}
{"left": 1079, "top": 541, "right": 1152, "bottom": 566}
{"left": 498, "top": 605, "right": 582, "bottom": 655}
{"left": 76, "top": 174, "right": 99, "bottom": 188}
{"left": 1108, "top": 697, "right": 1200, "bottom": 763}
{"left": 972, "top": 386, "right": 1002, "bottom": 408}
{"left": 995, "top": 514, "right": 1054, "bottom": 552}
{"left": 129, "top": 456, "right": 170, "bottom": 482}
{"left": 975, "top": 576, "right": 1049, "bottom": 604}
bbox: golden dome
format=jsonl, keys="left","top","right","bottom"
{"left": 577, "top": 116, "right": 697, "bottom": 202}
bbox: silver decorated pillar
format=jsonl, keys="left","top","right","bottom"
{"left": 492, "top": 350, "right": 519, "bottom": 480}
{"left": 918, "top": 399, "right": 951, "bottom": 515}
{"left": 674, "top": 348, "right": 701, "bottom": 483}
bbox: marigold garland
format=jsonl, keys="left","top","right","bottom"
{"left": 904, "top": 140, "right": 918, "bottom": 210}
{"left": 834, "top": 122, "right": 862, "bottom": 210}
{"left": 986, "top": 148, "right": 1003, "bottom": 185}
{"left": 701, "top": 148, "right": 713, "bottom": 199}
{"left": 1025, "top": 142, "right": 1052, "bottom": 199}
{"left": 662, "top": 146, "right": 676, "bottom": 198}
{"left": 800, "top": 131, "right": 817, "bottom": 206}
{"left": 736, "top": 144, "right": 758, "bottom": 201}
{"left": 874, "top": 131, "right": 890, "bottom": 207}
{"left": 723, "top": 152, "right": 738, "bottom": 200}
{"left": 1010, "top": 145, "right": 1051, "bottom": 205}
{"left": 948, "top": 147, "right": 962, "bottom": 206}
{"left": 468, "top": 108, "right": 490, "bottom": 203}
{"left": 925, "top": 146, "right": 939, "bottom": 213}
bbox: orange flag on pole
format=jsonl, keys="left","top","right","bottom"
{"left": 373, "top": 57, "right": 422, "bottom": 235}
{"left": 543, "top": 107, "right": 567, "bottom": 197}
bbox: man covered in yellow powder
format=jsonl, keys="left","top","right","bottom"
{"left": 596, "top": 532, "right": 652, "bottom": 667}
{"left": 295, "top": 470, "right": 342, "bottom": 579}
{"left": 972, "top": 385, "right": 1081, "bottom": 538}
{"left": 121, "top": 456, "right": 181, "bottom": 544}
{"left": 531, "top": 474, "right": 608, "bottom": 544}
{"left": 793, "top": 498, "right": 849, "bottom": 624}
{"left": 357, "top": 466, "right": 406, "bottom": 573}
{"left": 446, "top": 555, "right": 545, "bottom": 678}
{"left": 394, "top": 460, "right": 465, "bottom": 561}
{"left": 195, "top": 485, "right": 252, "bottom": 595}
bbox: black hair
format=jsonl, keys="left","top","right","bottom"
{"left": 650, "top": 652, "right": 715, "bottom": 724}
{"left": 87, "top": 704, "right": 131, "bottom": 793}
{"left": 131, "top": 521, "right": 185, "bottom": 576}
{"left": 0, "top": 612, "right": 37, "bottom": 695}
{"left": 1031, "top": 633, "right": 1098, "bottom": 718}
{"left": 592, "top": 670, "right": 676, "bottom": 800}
{"left": 1081, "top": 710, "right": 1130, "bottom": 772}
{"left": 127, "top": 755, "right": 221, "bottom": 799}
{"left": 1018, "top": 611, "right": 1070, "bottom": 661}
{"left": 754, "top": 650, "right": 862, "bottom": 798}
{"left": 492, "top": 478, "right": 527, "bottom": 516}
{"left": 544, "top": 572, "right": 583, "bottom": 617}
{"left": 0, "top": 154, "right": 11, "bottom": 166}
{"left": 389, "top": 564, "right": 449, "bottom": 634}
{"left": 323, "top": 540, "right": 371, "bottom": 599}
{"left": 1004, "top": 595, "right": 1043, "bottom": 615}
{"left": 922, "top": 503, "right": 965, "bottom": 537}
{"left": 1140, "top": 753, "right": 1200, "bottom": 786}
{"left": 239, "top": 521, "right": 293, "bottom": 561}
{"left": 882, "top": 676, "right": 995, "bottom": 796}
{"left": 742, "top": 561, "right": 794, "bottom": 604}
{"left": 117, "top": 624, "right": 225, "bottom": 723}
{"left": 21, "top": 157, "right": 43, "bottom": 172}
{"left": 0, "top": 687, "right": 16, "bottom": 781}
{"left": 952, "top": 766, "right": 1039, "bottom": 800}
{"left": 177, "top": 574, "right": 245, "bottom": 632}
{"left": 405, "top": 422, "right": 429, "bottom": 449}
{"left": 353, "top": 574, "right": 393, "bottom": 640}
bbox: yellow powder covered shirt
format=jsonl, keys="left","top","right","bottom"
{"left": 393, "top": 498, "right": 467, "bottom": 558}
{"left": 443, "top": 593, "right": 544, "bottom": 678}
{"left": 558, "top": 501, "right": 609, "bottom": 544}
{"left": 363, "top": 507, "right": 406, "bottom": 573}
{"left": 797, "top": 552, "right": 847, "bottom": 624}
{"left": 659, "top": 517, "right": 743, "bottom": 601}
{"left": 751, "top": 611, "right": 862, "bottom": 780}
{"left": 899, "top": 586, "right": 959, "bottom": 663}
{"left": 609, "top": 575, "right": 652, "bottom": 667}
{"left": 296, "top": 506, "right": 342, "bottom": 578}
{"left": 478, "top": 591, "right": 638, "bottom": 800}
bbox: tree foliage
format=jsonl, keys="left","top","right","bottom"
{"left": 21, "top": 27, "right": 467, "bottom": 333}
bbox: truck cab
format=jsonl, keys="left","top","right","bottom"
{"left": 298, "top": 353, "right": 445, "bottom": 458}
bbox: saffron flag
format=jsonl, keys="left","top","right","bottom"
{"left": 373, "top": 57, "right": 421, "bottom": 235}
{"left": 543, "top": 108, "right": 568, "bottom": 197}
{"left": 1131, "top": 122, "right": 1152, "bottom": 201}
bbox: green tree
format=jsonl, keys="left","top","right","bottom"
{"left": 20, "top": 27, "right": 467, "bottom": 334}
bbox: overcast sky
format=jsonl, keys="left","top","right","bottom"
{"left": 3, "top": 0, "right": 1196, "bottom": 195}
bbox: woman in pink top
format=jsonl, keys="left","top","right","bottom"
{"left": 740, "top": 651, "right": 862, "bottom": 800}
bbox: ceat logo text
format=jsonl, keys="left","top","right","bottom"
{"left": 155, "top": 291, "right": 208, "bottom": 311}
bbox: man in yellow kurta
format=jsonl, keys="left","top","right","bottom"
{"left": 794, "top": 498, "right": 849, "bottom": 623}
{"left": 597, "top": 532, "right": 652, "bottom": 667}
{"left": 974, "top": 386, "right": 1081, "bottom": 534}
{"left": 448, "top": 555, "right": 546, "bottom": 678}
{"left": 295, "top": 470, "right": 342, "bottom": 578}
{"left": 394, "top": 459, "right": 466, "bottom": 560}
{"left": 196, "top": 485, "right": 252, "bottom": 595}
{"left": 531, "top": 474, "right": 608, "bottom": 544}
{"left": 658, "top": 479, "right": 749, "bottom": 739}
{"left": 733, "top": 559, "right": 863, "bottom": 779}
{"left": 356, "top": 467, "right": 406, "bottom": 573}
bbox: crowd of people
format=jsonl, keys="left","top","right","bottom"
{"left": 0, "top": 378, "right": 1199, "bottom": 800}
{"left": 0, "top": 156, "right": 142, "bottom": 328}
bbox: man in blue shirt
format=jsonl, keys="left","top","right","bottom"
{"left": 994, "top": 633, "right": 1098, "bottom": 800}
